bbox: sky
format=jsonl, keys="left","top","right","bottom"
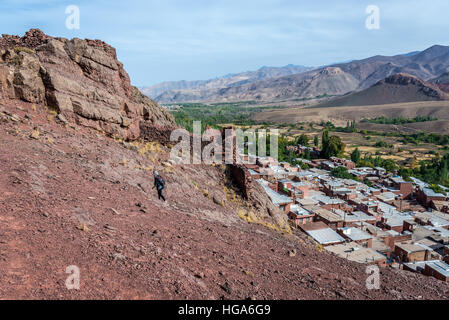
{"left": 1, "top": 0, "right": 449, "bottom": 86}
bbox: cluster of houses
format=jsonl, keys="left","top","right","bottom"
{"left": 241, "top": 154, "right": 449, "bottom": 282}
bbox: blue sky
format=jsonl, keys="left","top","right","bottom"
{"left": 1, "top": 0, "right": 448, "bottom": 86}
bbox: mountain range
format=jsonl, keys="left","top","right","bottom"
{"left": 141, "top": 64, "right": 313, "bottom": 102}
{"left": 315, "top": 73, "right": 449, "bottom": 108}
{"left": 147, "top": 45, "right": 449, "bottom": 104}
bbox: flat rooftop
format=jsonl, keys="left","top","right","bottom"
{"left": 256, "top": 179, "right": 293, "bottom": 206}
{"left": 305, "top": 228, "right": 345, "bottom": 245}
{"left": 395, "top": 242, "right": 427, "bottom": 254}
{"left": 426, "top": 260, "right": 449, "bottom": 277}
{"left": 325, "top": 242, "right": 387, "bottom": 264}
{"left": 339, "top": 227, "right": 373, "bottom": 241}
{"left": 307, "top": 207, "right": 342, "bottom": 223}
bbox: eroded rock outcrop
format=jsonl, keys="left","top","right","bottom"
{"left": 0, "top": 29, "right": 176, "bottom": 140}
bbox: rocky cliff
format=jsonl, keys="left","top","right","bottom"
{"left": 0, "top": 29, "right": 176, "bottom": 141}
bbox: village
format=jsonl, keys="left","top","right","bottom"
{"left": 236, "top": 144, "right": 449, "bottom": 283}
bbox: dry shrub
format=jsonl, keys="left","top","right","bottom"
{"left": 237, "top": 208, "right": 292, "bottom": 235}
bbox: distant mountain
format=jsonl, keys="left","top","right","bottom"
{"left": 155, "top": 66, "right": 360, "bottom": 103}
{"left": 399, "top": 51, "right": 420, "bottom": 57}
{"left": 141, "top": 64, "right": 313, "bottom": 99}
{"left": 151, "top": 45, "right": 449, "bottom": 104}
{"left": 314, "top": 73, "right": 449, "bottom": 108}
{"left": 432, "top": 71, "right": 449, "bottom": 84}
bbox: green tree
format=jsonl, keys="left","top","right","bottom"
{"left": 322, "top": 129, "right": 330, "bottom": 150}
{"left": 304, "top": 149, "right": 311, "bottom": 160}
{"left": 297, "top": 134, "right": 309, "bottom": 146}
{"left": 314, "top": 135, "right": 319, "bottom": 147}
{"left": 322, "top": 135, "right": 345, "bottom": 159}
{"left": 351, "top": 148, "right": 361, "bottom": 164}
{"left": 331, "top": 166, "right": 355, "bottom": 180}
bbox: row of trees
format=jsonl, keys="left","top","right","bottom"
{"left": 361, "top": 115, "right": 437, "bottom": 125}
{"left": 399, "top": 153, "right": 449, "bottom": 188}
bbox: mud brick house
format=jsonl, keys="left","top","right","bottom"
{"left": 375, "top": 191, "right": 398, "bottom": 205}
{"left": 382, "top": 218, "right": 406, "bottom": 233}
{"left": 415, "top": 238, "right": 445, "bottom": 259}
{"left": 356, "top": 222, "right": 410, "bottom": 255}
{"left": 305, "top": 206, "right": 344, "bottom": 229}
{"left": 394, "top": 242, "right": 430, "bottom": 263}
{"left": 291, "top": 145, "right": 321, "bottom": 158}
{"left": 402, "top": 260, "right": 449, "bottom": 282}
{"left": 403, "top": 220, "right": 418, "bottom": 232}
{"left": 288, "top": 205, "right": 315, "bottom": 226}
{"left": 414, "top": 211, "right": 449, "bottom": 229}
{"left": 299, "top": 221, "right": 345, "bottom": 246}
{"left": 242, "top": 160, "right": 259, "bottom": 171}
{"left": 294, "top": 170, "right": 316, "bottom": 182}
{"left": 325, "top": 242, "right": 387, "bottom": 267}
{"left": 423, "top": 260, "right": 449, "bottom": 282}
{"left": 444, "top": 246, "right": 449, "bottom": 264}
{"left": 384, "top": 231, "right": 412, "bottom": 251}
{"left": 416, "top": 187, "right": 447, "bottom": 207}
{"left": 390, "top": 177, "right": 414, "bottom": 199}
{"left": 291, "top": 182, "right": 313, "bottom": 199}
{"left": 247, "top": 168, "right": 262, "bottom": 180}
{"left": 277, "top": 179, "right": 311, "bottom": 201}
{"left": 403, "top": 260, "right": 437, "bottom": 276}
{"left": 379, "top": 209, "right": 415, "bottom": 233}
{"left": 357, "top": 200, "right": 379, "bottom": 215}
{"left": 371, "top": 238, "right": 394, "bottom": 258}
{"left": 330, "top": 157, "right": 356, "bottom": 170}
{"left": 375, "top": 167, "right": 387, "bottom": 176}
{"left": 431, "top": 200, "right": 449, "bottom": 213}
{"left": 339, "top": 210, "right": 377, "bottom": 227}
{"left": 337, "top": 227, "right": 373, "bottom": 248}
{"left": 321, "top": 180, "right": 356, "bottom": 199}
{"left": 256, "top": 179, "right": 293, "bottom": 213}
{"left": 313, "top": 194, "right": 346, "bottom": 211}
{"left": 321, "top": 161, "right": 336, "bottom": 171}
{"left": 348, "top": 167, "right": 375, "bottom": 180}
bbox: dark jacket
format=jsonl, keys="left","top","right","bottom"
{"left": 154, "top": 176, "right": 165, "bottom": 190}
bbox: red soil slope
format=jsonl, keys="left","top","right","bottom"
{"left": 1, "top": 100, "right": 449, "bottom": 300}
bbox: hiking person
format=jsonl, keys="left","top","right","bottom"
{"left": 153, "top": 170, "right": 166, "bottom": 201}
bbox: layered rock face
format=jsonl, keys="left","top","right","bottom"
{"left": 0, "top": 29, "right": 176, "bottom": 140}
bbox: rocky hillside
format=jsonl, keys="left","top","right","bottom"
{"left": 142, "top": 64, "right": 312, "bottom": 100}
{"left": 0, "top": 29, "right": 176, "bottom": 141}
{"left": 156, "top": 67, "right": 358, "bottom": 103}
{"left": 2, "top": 100, "right": 449, "bottom": 299}
{"left": 154, "top": 45, "right": 449, "bottom": 104}
{"left": 1, "top": 30, "right": 449, "bottom": 299}
{"left": 315, "top": 73, "right": 449, "bottom": 108}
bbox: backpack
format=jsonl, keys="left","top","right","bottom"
{"left": 156, "top": 175, "right": 166, "bottom": 189}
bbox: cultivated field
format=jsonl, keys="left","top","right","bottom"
{"left": 253, "top": 101, "right": 449, "bottom": 133}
